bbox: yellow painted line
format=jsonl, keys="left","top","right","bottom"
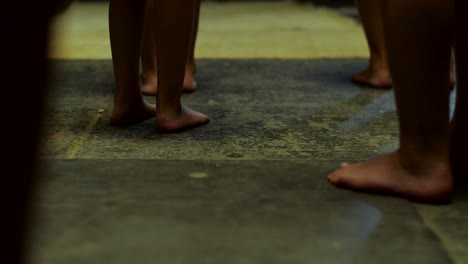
{"left": 49, "top": 2, "right": 369, "bottom": 60}
{"left": 65, "top": 111, "right": 102, "bottom": 159}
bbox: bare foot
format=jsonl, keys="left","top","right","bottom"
{"left": 141, "top": 74, "right": 158, "bottom": 96}
{"left": 352, "top": 67, "right": 392, "bottom": 89}
{"left": 110, "top": 99, "right": 156, "bottom": 127}
{"left": 353, "top": 67, "right": 455, "bottom": 89}
{"left": 182, "top": 70, "right": 197, "bottom": 93}
{"left": 141, "top": 70, "right": 197, "bottom": 96}
{"left": 328, "top": 152, "right": 453, "bottom": 204}
{"left": 156, "top": 105, "right": 209, "bottom": 133}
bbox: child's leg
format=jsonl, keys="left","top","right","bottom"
{"left": 109, "top": 0, "right": 156, "bottom": 126}
{"left": 450, "top": 0, "right": 468, "bottom": 181}
{"left": 153, "top": 0, "right": 209, "bottom": 133}
{"left": 352, "top": 0, "right": 455, "bottom": 89}
{"left": 140, "top": 0, "right": 158, "bottom": 95}
{"left": 141, "top": 0, "right": 199, "bottom": 95}
{"left": 352, "top": 0, "right": 392, "bottom": 89}
{"left": 184, "top": 0, "right": 202, "bottom": 89}
{"left": 328, "top": 0, "right": 454, "bottom": 204}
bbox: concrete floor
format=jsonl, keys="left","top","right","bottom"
{"left": 31, "top": 2, "right": 468, "bottom": 264}
{"left": 33, "top": 59, "right": 468, "bottom": 264}
{"left": 31, "top": 160, "right": 465, "bottom": 264}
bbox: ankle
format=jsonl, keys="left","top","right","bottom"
{"left": 187, "top": 61, "right": 196, "bottom": 74}
{"left": 157, "top": 105, "right": 182, "bottom": 119}
{"left": 369, "top": 56, "right": 388, "bottom": 71}
{"left": 114, "top": 94, "right": 145, "bottom": 109}
{"left": 397, "top": 148, "right": 450, "bottom": 175}
{"left": 370, "top": 63, "right": 389, "bottom": 75}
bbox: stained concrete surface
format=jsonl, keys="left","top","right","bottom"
{"left": 41, "top": 59, "right": 399, "bottom": 161}
{"left": 31, "top": 59, "right": 468, "bottom": 264}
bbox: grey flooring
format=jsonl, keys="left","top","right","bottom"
{"left": 30, "top": 59, "right": 467, "bottom": 264}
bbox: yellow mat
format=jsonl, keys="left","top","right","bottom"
{"left": 49, "top": 2, "right": 368, "bottom": 59}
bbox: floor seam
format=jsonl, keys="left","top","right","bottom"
{"left": 65, "top": 111, "right": 101, "bottom": 159}
{"left": 414, "top": 204, "right": 457, "bottom": 264}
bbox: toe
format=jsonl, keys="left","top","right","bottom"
{"left": 327, "top": 172, "right": 339, "bottom": 185}
{"left": 340, "top": 162, "right": 350, "bottom": 169}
